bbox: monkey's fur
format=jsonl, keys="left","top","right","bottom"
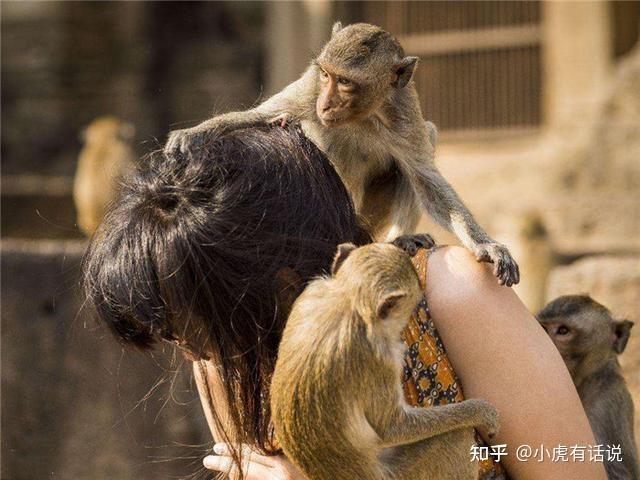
{"left": 165, "top": 22, "right": 519, "bottom": 287}
{"left": 271, "top": 242, "right": 499, "bottom": 480}
{"left": 538, "top": 295, "right": 639, "bottom": 480}
{"left": 74, "top": 116, "right": 135, "bottom": 236}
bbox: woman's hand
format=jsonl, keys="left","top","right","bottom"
{"left": 203, "top": 443, "right": 305, "bottom": 480}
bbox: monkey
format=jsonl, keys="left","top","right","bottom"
{"left": 270, "top": 241, "right": 500, "bottom": 480}
{"left": 164, "top": 22, "right": 520, "bottom": 287}
{"left": 538, "top": 295, "right": 639, "bottom": 480}
{"left": 511, "top": 212, "right": 554, "bottom": 312}
{"left": 73, "top": 116, "right": 135, "bottom": 236}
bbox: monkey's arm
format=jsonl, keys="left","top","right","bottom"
{"left": 165, "top": 68, "right": 317, "bottom": 157}
{"left": 377, "top": 399, "right": 498, "bottom": 448}
{"left": 398, "top": 160, "right": 519, "bottom": 286}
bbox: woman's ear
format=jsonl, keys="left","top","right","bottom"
{"left": 275, "top": 267, "right": 303, "bottom": 313}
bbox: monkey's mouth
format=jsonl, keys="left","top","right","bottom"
{"left": 318, "top": 115, "right": 346, "bottom": 127}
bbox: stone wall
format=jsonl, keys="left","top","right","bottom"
{"left": 1, "top": 240, "right": 211, "bottom": 479}
{"left": 1, "top": 1, "right": 264, "bottom": 238}
{"left": 1, "top": 3, "right": 265, "bottom": 478}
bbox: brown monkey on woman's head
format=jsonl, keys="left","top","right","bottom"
{"left": 83, "top": 124, "right": 372, "bottom": 472}
{"left": 165, "top": 22, "right": 520, "bottom": 287}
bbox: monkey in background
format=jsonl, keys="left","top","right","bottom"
{"left": 165, "top": 22, "right": 520, "bottom": 287}
{"left": 270, "top": 241, "right": 499, "bottom": 480}
{"left": 73, "top": 116, "right": 135, "bottom": 236}
{"left": 538, "top": 295, "right": 638, "bottom": 480}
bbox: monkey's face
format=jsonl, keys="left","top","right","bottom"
{"left": 315, "top": 23, "right": 416, "bottom": 127}
{"left": 538, "top": 296, "right": 635, "bottom": 373}
{"left": 538, "top": 316, "right": 584, "bottom": 359}
{"left": 314, "top": 62, "right": 386, "bottom": 127}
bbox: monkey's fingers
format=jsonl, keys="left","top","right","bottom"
{"left": 512, "top": 261, "right": 520, "bottom": 285}
{"left": 475, "top": 400, "right": 500, "bottom": 439}
{"left": 164, "top": 130, "right": 184, "bottom": 158}
{"left": 474, "top": 248, "right": 492, "bottom": 264}
{"left": 501, "top": 255, "right": 520, "bottom": 287}
{"left": 268, "top": 113, "right": 291, "bottom": 129}
{"left": 165, "top": 127, "right": 212, "bottom": 158}
{"left": 495, "top": 250, "right": 507, "bottom": 286}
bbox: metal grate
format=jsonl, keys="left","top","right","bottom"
{"left": 345, "top": 1, "right": 543, "bottom": 135}
{"left": 415, "top": 47, "right": 541, "bottom": 131}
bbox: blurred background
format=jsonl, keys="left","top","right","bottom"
{"left": 2, "top": 1, "right": 639, "bottom": 479}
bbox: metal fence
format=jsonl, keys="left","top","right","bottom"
{"left": 343, "top": 1, "right": 542, "bottom": 137}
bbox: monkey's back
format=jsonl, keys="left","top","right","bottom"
{"left": 271, "top": 281, "right": 391, "bottom": 480}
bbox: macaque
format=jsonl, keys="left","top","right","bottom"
{"left": 538, "top": 295, "right": 639, "bottom": 480}
{"left": 164, "top": 22, "right": 519, "bottom": 287}
{"left": 74, "top": 116, "right": 135, "bottom": 236}
{"left": 270, "top": 242, "right": 499, "bottom": 480}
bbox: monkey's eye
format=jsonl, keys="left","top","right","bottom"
{"left": 320, "top": 69, "right": 329, "bottom": 79}
{"left": 337, "top": 77, "right": 351, "bottom": 85}
{"left": 557, "top": 326, "right": 570, "bottom": 335}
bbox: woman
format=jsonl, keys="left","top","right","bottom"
{"left": 83, "top": 125, "right": 605, "bottom": 479}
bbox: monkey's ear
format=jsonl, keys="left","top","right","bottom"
{"left": 331, "top": 243, "right": 357, "bottom": 275}
{"left": 393, "top": 56, "right": 419, "bottom": 88}
{"left": 613, "top": 320, "right": 634, "bottom": 354}
{"left": 377, "top": 291, "right": 407, "bottom": 320}
{"left": 332, "top": 21, "right": 343, "bottom": 36}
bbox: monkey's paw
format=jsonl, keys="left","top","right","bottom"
{"left": 268, "top": 113, "right": 292, "bottom": 129}
{"left": 468, "top": 399, "right": 500, "bottom": 439}
{"left": 164, "top": 127, "right": 212, "bottom": 158}
{"left": 392, "top": 233, "right": 436, "bottom": 256}
{"left": 473, "top": 243, "right": 520, "bottom": 287}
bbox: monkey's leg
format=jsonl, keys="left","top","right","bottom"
{"left": 411, "top": 165, "right": 520, "bottom": 287}
{"left": 381, "top": 429, "right": 479, "bottom": 480}
{"left": 392, "top": 233, "right": 436, "bottom": 256}
{"left": 379, "top": 399, "right": 498, "bottom": 449}
{"left": 381, "top": 173, "right": 421, "bottom": 242}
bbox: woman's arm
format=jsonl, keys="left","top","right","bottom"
{"left": 424, "top": 246, "right": 607, "bottom": 480}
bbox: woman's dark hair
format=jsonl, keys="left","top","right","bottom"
{"left": 82, "top": 124, "right": 370, "bottom": 470}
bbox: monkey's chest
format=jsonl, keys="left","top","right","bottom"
{"left": 301, "top": 121, "right": 394, "bottom": 211}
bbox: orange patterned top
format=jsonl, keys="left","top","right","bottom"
{"left": 401, "top": 248, "right": 508, "bottom": 480}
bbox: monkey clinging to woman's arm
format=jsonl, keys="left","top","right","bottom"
{"left": 270, "top": 242, "right": 499, "bottom": 480}
{"left": 165, "top": 22, "right": 519, "bottom": 286}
